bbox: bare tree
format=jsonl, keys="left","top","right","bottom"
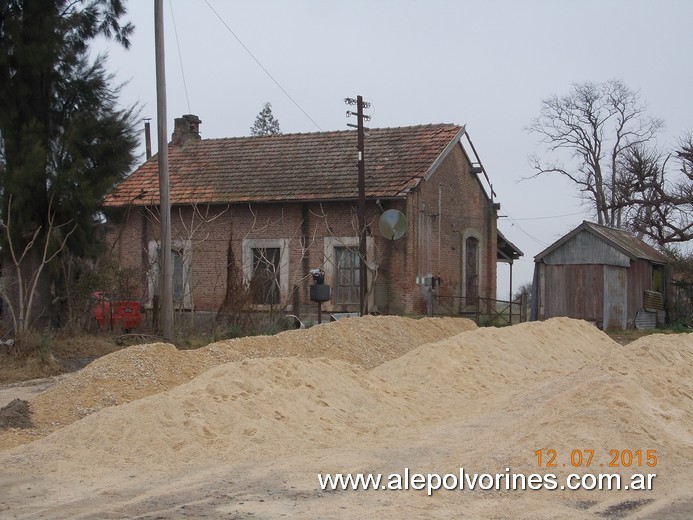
{"left": 140, "top": 202, "right": 229, "bottom": 333}
{"left": 528, "top": 80, "right": 663, "bottom": 227}
{"left": 175, "top": 203, "right": 229, "bottom": 327}
{"left": 513, "top": 281, "right": 532, "bottom": 302}
{"left": 618, "top": 135, "right": 693, "bottom": 245}
{"left": 215, "top": 203, "right": 319, "bottom": 333}
{"left": 0, "top": 197, "right": 76, "bottom": 337}
{"left": 215, "top": 202, "right": 382, "bottom": 332}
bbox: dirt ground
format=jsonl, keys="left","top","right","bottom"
{"left": 0, "top": 317, "right": 690, "bottom": 519}
{"left": 0, "top": 374, "right": 70, "bottom": 409}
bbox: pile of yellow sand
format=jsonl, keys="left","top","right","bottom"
{"left": 4, "top": 318, "right": 690, "bottom": 478}
{"left": 1, "top": 317, "right": 690, "bottom": 518}
{"left": 0, "top": 316, "right": 475, "bottom": 449}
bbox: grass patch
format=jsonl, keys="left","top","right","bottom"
{"left": 608, "top": 324, "right": 692, "bottom": 345}
{"left": 0, "top": 332, "right": 121, "bottom": 385}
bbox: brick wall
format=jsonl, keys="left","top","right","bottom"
{"left": 109, "top": 142, "right": 498, "bottom": 321}
{"left": 400, "top": 142, "right": 497, "bottom": 315}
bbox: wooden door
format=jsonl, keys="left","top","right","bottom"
{"left": 603, "top": 265, "right": 627, "bottom": 330}
{"left": 465, "top": 236, "right": 479, "bottom": 303}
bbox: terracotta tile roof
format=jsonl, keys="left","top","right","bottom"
{"left": 104, "top": 124, "right": 465, "bottom": 207}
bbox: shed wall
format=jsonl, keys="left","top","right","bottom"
{"left": 603, "top": 265, "right": 627, "bottom": 330}
{"left": 543, "top": 230, "right": 630, "bottom": 266}
{"left": 542, "top": 263, "right": 604, "bottom": 324}
{"left": 626, "top": 259, "right": 653, "bottom": 321}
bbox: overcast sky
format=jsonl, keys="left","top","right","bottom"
{"left": 95, "top": 0, "right": 693, "bottom": 298}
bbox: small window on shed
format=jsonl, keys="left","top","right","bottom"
{"left": 652, "top": 265, "right": 664, "bottom": 293}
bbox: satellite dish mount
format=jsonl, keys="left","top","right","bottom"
{"left": 378, "top": 209, "right": 408, "bottom": 240}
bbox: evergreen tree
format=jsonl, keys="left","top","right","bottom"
{"left": 0, "top": 1, "right": 138, "bottom": 330}
{"left": 250, "top": 102, "right": 281, "bottom": 136}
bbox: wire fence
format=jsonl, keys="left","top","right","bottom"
{"left": 433, "top": 293, "right": 529, "bottom": 326}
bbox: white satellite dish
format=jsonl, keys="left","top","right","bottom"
{"left": 378, "top": 209, "right": 408, "bottom": 240}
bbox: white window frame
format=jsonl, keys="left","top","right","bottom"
{"left": 323, "top": 236, "right": 375, "bottom": 311}
{"left": 242, "top": 238, "right": 290, "bottom": 308}
{"left": 147, "top": 238, "right": 193, "bottom": 309}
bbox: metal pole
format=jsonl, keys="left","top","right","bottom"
{"left": 155, "top": 0, "right": 173, "bottom": 342}
{"left": 427, "top": 214, "right": 433, "bottom": 316}
{"left": 509, "top": 261, "right": 513, "bottom": 324}
{"left": 357, "top": 95, "right": 367, "bottom": 316}
{"left": 144, "top": 119, "right": 152, "bottom": 160}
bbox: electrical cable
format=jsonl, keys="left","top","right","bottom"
{"left": 203, "top": 0, "right": 323, "bottom": 131}
{"left": 506, "top": 216, "right": 549, "bottom": 247}
{"left": 169, "top": 0, "right": 192, "bottom": 113}
{"left": 509, "top": 210, "right": 585, "bottom": 221}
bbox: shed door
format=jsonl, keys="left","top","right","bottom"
{"left": 603, "top": 265, "right": 627, "bottom": 330}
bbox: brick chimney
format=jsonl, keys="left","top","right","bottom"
{"left": 171, "top": 114, "right": 202, "bottom": 146}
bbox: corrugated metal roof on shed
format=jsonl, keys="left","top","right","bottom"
{"left": 541, "top": 230, "right": 631, "bottom": 266}
{"left": 535, "top": 221, "right": 668, "bottom": 265}
{"left": 587, "top": 223, "right": 669, "bottom": 264}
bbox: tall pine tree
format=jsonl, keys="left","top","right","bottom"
{"left": 0, "top": 1, "right": 138, "bottom": 331}
{"left": 250, "top": 102, "right": 281, "bottom": 136}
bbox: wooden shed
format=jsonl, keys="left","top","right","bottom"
{"left": 531, "top": 221, "right": 668, "bottom": 330}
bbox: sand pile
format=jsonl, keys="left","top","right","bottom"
{"left": 435, "top": 329, "right": 693, "bottom": 475}
{"left": 372, "top": 317, "right": 619, "bottom": 403}
{"left": 25, "top": 343, "right": 209, "bottom": 427}
{"left": 372, "top": 319, "right": 690, "bottom": 481}
{"left": 1, "top": 318, "right": 690, "bottom": 518}
{"left": 4, "top": 318, "right": 690, "bottom": 475}
{"left": 2, "top": 357, "right": 408, "bottom": 471}
{"left": 201, "top": 314, "right": 477, "bottom": 369}
{"left": 0, "top": 316, "right": 474, "bottom": 449}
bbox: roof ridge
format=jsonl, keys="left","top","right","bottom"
{"left": 193, "top": 123, "right": 462, "bottom": 144}
{"left": 582, "top": 221, "right": 668, "bottom": 262}
{"left": 107, "top": 122, "right": 468, "bottom": 207}
{"left": 584, "top": 220, "right": 639, "bottom": 235}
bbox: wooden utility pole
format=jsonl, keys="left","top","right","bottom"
{"left": 155, "top": 0, "right": 173, "bottom": 342}
{"left": 345, "top": 96, "right": 370, "bottom": 316}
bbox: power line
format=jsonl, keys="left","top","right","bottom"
{"left": 506, "top": 216, "right": 549, "bottom": 247}
{"left": 501, "top": 210, "right": 585, "bottom": 247}
{"left": 169, "top": 0, "right": 191, "bottom": 113}
{"left": 202, "top": 0, "right": 323, "bottom": 132}
{"left": 507, "top": 210, "right": 585, "bottom": 221}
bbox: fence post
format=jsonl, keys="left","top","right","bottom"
{"left": 520, "top": 292, "right": 528, "bottom": 322}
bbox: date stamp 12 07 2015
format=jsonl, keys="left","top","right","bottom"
{"left": 535, "top": 449, "right": 658, "bottom": 469}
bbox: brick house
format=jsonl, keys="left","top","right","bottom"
{"left": 104, "top": 114, "right": 515, "bottom": 323}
